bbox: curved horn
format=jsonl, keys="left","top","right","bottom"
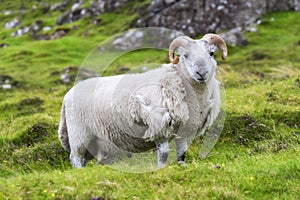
{"left": 202, "top": 33, "right": 228, "bottom": 60}
{"left": 169, "top": 36, "right": 192, "bottom": 64}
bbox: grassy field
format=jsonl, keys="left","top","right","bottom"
{"left": 0, "top": 1, "right": 299, "bottom": 199}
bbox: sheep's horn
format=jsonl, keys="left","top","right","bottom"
{"left": 201, "top": 33, "right": 228, "bottom": 60}
{"left": 169, "top": 36, "right": 192, "bottom": 64}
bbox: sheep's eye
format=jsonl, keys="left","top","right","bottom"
{"left": 184, "top": 54, "right": 188, "bottom": 59}
{"left": 210, "top": 52, "right": 214, "bottom": 56}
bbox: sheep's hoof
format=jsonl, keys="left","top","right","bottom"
{"left": 157, "top": 163, "right": 166, "bottom": 169}
{"left": 177, "top": 161, "right": 186, "bottom": 167}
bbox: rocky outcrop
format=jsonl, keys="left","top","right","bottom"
{"left": 3, "top": 0, "right": 300, "bottom": 42}
{"left": 220, "top": 28, "right": 248, "bottom": 46}
{"left": 134, "top": 0, "right": 300, "bottom": 37}
{"left": 56, "top": 0, "right": 130, "bottom": 25}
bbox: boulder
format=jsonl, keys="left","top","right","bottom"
{"left": 112, "top": 29, "right": 144, "bottom": 50}
{"left": 220, "top": 28, "right": 248, "bottom": 46}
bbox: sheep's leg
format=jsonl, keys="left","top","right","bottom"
{"left": 156, "top": 141, "right": 169, "bottom": 168}
{"left": 69, "top": 152, "right": 88, "bottom": 168}
{"left": 68, "top": 135, "right": 90, "bottom": 168}
{"left": 176, "top": 138, "right": 187, "bottom": 166}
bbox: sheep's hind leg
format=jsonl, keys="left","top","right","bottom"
{"left": 156, "top": 141, "right": 169, "bottom": 168}
{"left": 69, "top": 152, "right": 88, "bottom": 168}
{"left": 176, "top": 138, "right": 187, "bottom": 166}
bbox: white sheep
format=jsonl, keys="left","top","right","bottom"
{"left": 58, "top": 33, "right": 227, "bottom": 168}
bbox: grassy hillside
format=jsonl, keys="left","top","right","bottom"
{"left": 0, "top": 1, "right": 299, "bottom": 199}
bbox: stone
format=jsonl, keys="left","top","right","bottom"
{"left": 59, "top": 66, "right": 98, "bottom": 84}
{"left": 50, "top": 28, "right": 71, "bottom": 40}
{"left": 11, "top": 26, "right": 30, "bottom": 37}
{"left": 56, "top": 11, "right": 70, "bottom": 25}
{"left": 134, "top": 0, "right": 300, "bottom": 37}
{"left": 50, "top": 1, "right": 70, "bottom": 12}
{"left": 0, "top": 43, "right": 8, "bottom": 48}
{"left": 112, "top": 30, "right": 144, "bottom": 50}
{"left": 43, "top": 26, "right": 51, "bottom": 32}
{"left": 0, "top": 75, "right": 19, "bottom": 90}
{"left": 220, "top": 28, "right": 248, "bottom": 46}
{"left": 5, "top": 18, "right": 20, "bottom": 29}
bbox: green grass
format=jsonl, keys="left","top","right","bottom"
{"left": 0, "top": 1, "right": 300, "bottom": 198}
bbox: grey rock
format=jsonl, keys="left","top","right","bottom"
{"left": 11, "top": 26, "right": 30, "bottom": 37}
{"left": 50, "top": 28, "right": 70, "bottom": 40}
{"left": 0, "top": 43, "right": 8, "bottom": 48}
{"left": 50, "top": 1, "right": 70, "bottom": 12}
{"left": 112, "top": 30, "right": 144, "bottom": 50}
{"left": 4, "top": 10, "right": 12, "bottom": 15}
{"left": 134, "top": 0, "right": 300, "bottom": 37}
{"left": 220, "top": 28, "right": 248, "bottom": 46}
{"left": 0, "top": 75, "right": 19, "bottom": 90}
{"left": 5, "top": 18, "right": 20, "bottom": 29}
{"left": 43, "top": 26, "right": 51, "bottom": 32}
{"left": 60, "top": 66, "right": 98, "bottom": 84}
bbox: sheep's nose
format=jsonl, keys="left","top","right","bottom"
{"left": 196, "top": 71, "right": 208, "bottom": 82}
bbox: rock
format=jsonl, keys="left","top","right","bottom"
{"left": 220, "top": 28, "right": 248, "bottom": 46}
{"left": 4, "top": 10, "right": 12, "bottom": 16}
{"left": 30, "top": 20, "right": 43, "bottom": 35}
{"left": 0, "top": 75, "right": 19, "bottom": 90}
{"left": 55, "top": 0, "right": 130, "bottom": 26}
{"left": 29, "top": 20, "right": 44, "bottom": 39}
{"left": 2, "top": 84, "right": 12, "bottom": 90}
{"left": 42, "top": 26, "right": 51, "bottom": 32}
{"left": 90, "top": 0, "right": 106, "bottom": 16}
{"left": 50, "top": 1, "right": 70, "bottom": 12}
{"left": 5, "top": 18, "right": 21, "bottom": 29}
{"left": 56, "top": 12, "right": 70, "bottom": 25}
{"left": 0, "top": 43, "right": 8, "bottom": 48}
{"left": 59, "top": 66, "right": 98, "bottom": 84}
{"left": 50, "top": 28, "right": 70, "bottom": 40}
{"left": 164, "top": 0, "right": 176, "bottom": 5}
{"left": 112, "top": 29, "right": 144, "bottom": 50}
{"left": 134, "top": 0, "right": 300, "bottom": 37}
{"left": 71, "top": 2, "right": 82, "bottom": 11}
{"left": 11, "top": 26, "right": 30, "bottom": 37}
{"left": 56, "top": 7, "right": 90, "bottom": 25}
{"left": 60, "top": 66, "right": 79, "bottom": 84}
{"left": 114, "top": 66, "right": 130, "bottom": 74}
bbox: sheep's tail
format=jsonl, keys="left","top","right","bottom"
{"left": 58, "top": 102, "right": 70, "bottom": 152}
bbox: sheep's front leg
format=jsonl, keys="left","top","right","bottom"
{"left": 156, "top": 141, "right": 169, "bottom": 168}
{"left": 176, "top": 138, "right": 187, "bottom": 166}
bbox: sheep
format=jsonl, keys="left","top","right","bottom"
{"left": 58, "top": 33, "right": 227, "bottom": 168}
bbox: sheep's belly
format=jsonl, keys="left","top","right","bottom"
{"left": 108, "top": 129, "right": 156, "bottom": 153}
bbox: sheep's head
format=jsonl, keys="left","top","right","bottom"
{"left": 169, "top": 34, "right": 227, "bottom": 83}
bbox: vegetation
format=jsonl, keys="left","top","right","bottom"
{"left": 0, "top": 0, "right": 299, "bottom": 198}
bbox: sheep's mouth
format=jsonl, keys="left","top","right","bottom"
{"left": 195, "top": 78, "right": 207, "bottom": 83}
{"left": 195, "top": 72, "right": 208, "bottom": 83}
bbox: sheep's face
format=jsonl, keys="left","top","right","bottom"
{"left": 178, "top": 41, "right": 218, "bottom": 83}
